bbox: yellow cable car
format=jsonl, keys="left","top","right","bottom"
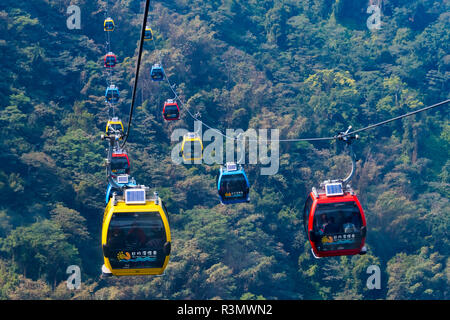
{"left": 181, "top": 132, "right": 203, "bottom": 162}
{"left": 144, "top": 26, "right": 153, "bottom": 41}
{"left": 101, "top": 188, "right": 171, "bottom": 276}
{"left": 105, "top": 117, "right": 124, "bottom": 138}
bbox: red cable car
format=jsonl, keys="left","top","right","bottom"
{"left": 104, "top": 52, "right": 117, "bottom": 68}
{"left": 303, "top": 181, "right": 367, "bottom": 258}
{"left": 162, "top": 99, "right": 180, "bottom": 121}
{"left": 110, "top": 150, "right": 130, "bottom": 176}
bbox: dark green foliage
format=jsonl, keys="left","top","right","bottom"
{"left": 0, "top": 220, "right": 80, "bottom": 287}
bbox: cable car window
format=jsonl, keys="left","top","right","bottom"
{"left": 314, "top": 202, "right": 362, "bottom": 233}
{"left": 105, "top": 88, "right": 119, "bottom": 103}
{"left": 107, "top": 212, "right": 167, "bottom": 269}
{"left": 108, "top": 124, "right": 122, "bottom": 132}
{"left": 144, "top": 29, "right": 152, "bottom": 39}
{"left": 313, "top": 201, "right": 363, "bottom": 251}
{"left": 151, "top": 67, "right": 164, "bottom": 80}
{"left": 219, "top": 174, "right": 248, "bottom": 198}
{"left": 105, "top": 22, "right": 114, "bottom": 31}
{"left": 105, "top": 56, "right": 116, "bottom": 65}
{"left": 164, "top": 105, "right": 179, "bottom": 118}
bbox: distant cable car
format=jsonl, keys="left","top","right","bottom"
{"left": 105, "top": 85, "right": 120, "bottom": 103}
{"left": 217, "top": 163, "right": 250, "bottom": 204}
{"left": 110, "top": 150, "right": 130, "bottom": 176}
{"left": 105, "top": 117, "right": 124, "bottom": 138}
{"left": 144, "top": 26, "right": 153, "bottom": 41}
{"left": 304, "top": 129, "right": 367, "bottom": 258}
{"left": 150, "top": 64, "right": 164, "bottom": 81}
{"left": 163, "top": 99, "right": 180, "bottom": 121}
{"left": 303, "top": 181, "right": 367, "bottom": 258}
{"left": 105, "top": 174, "right": 136, "bottom": 205}
{"left": 104, "top": 52, "right": 117, "bottom": 68}
{"left": 101, "top": 189, "right": 171, "bottom": 276}
{"left": 181, "top": 132, "right": 203, "bottom": 162}
{"left": 104, "top": 17, "right": 115, "bottom": 31}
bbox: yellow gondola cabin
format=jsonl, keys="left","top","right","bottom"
{"left": 144, "top": 26, "right": 153, "bottom": 41}
{"left": 181, "top": 132, "right": 203, "bottom": 162}
{"left": 105, "top": 117, "right": 124, "bottom": 138}
{"left": 104, "top": 18, "right": 115, "bottom": 31}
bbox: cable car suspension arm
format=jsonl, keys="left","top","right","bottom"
{"left": 336, "top": 126, "right": 359, "bottom": 185}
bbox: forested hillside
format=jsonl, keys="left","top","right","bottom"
{"left": 0, "top": 0, "right": 448, "bottom": 300}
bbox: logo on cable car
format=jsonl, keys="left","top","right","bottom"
{"left": 117, "top": 251, "right": 131, "bottom": 261}
{"left": 321, "top": 236, "right": 334, "bottom": 244}
{"left": 117, "top": 251, "right": 157, "bottom": 263}
{"left": 225, "top": 191, "right": 244, "bottom": 198}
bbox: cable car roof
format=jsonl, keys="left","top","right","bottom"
{"left": 112, "top": 153, "right": 128, "bottom": 159}
{"left": 110, "top": 187, "right": 162, "bottom": 207}
{"left": 312, "top": 180, "right": 355, "bottom": 200}
{"left": 225, "top": 162, "right": 238, "bottom": 171}
{"left": 116, "top": 174, "right": 130, "bottom": 184}
{"left": 165, "top": 99, "right": 176, "bottom": 104}
{"left": 184, "top": 132, "right": 201, "bottom": 140}
{"left": 107, "top": 118, "right": 123, "bottom": 125}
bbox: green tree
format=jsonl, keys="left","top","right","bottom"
{"left": 0, "top": 220, "right": 81, "bottom": 287}
{"left": 387, "top": 247, "right": 447, "bottom": 299}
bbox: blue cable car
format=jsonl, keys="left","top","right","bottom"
{"left": 105, "top": 85, "right": 120, "bottom": 103}
{"left": 217, "top": 163, "right": 250, "bottom": 204}
{"left": 150, "top": 64, "right": 164, "bottom": 81}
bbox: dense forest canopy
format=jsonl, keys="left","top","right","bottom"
{"left": 0, "top": 0, "right": 448, "bottom": 300}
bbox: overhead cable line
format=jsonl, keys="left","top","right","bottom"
{"left": 146, "top": 11, "right": 449, "bottom": 144}
{"left": 345, "top": 99, "right": 450, "bottom": 137}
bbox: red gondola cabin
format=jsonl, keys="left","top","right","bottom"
{"left": 303, "top": 181, "right": 367, "bottom": 258}
{"left": 110, "top": 151, "right": 130, "bottom": 176}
